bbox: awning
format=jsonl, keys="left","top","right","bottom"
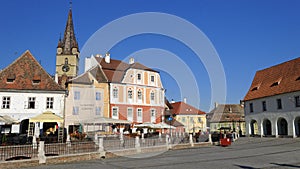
{"left": 29, "top": 111, "right": 63, "bottom": 123}
{"left": 134, "top": 122, "right": 157, "bottom": 128}
{"left": 155, "top": 122, "right": 176, "bottom": 129}
{"left": 134, "top": 122, "right": 176, "bottom": 129}
{"left": 83, "top": 117, "right": 131, "bottom": 125}
{"left": 0, "top": 115, "right": 18, "bottom": 125}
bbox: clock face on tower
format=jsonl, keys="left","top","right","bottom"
{"left": 62, "top": 64, "right": 70, "bottom": 72}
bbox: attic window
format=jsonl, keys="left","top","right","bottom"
{"left": 7, "top": 78, "right": 15, "bottom": 83}
{"left": 6, "top": 74, "right": 16, "bottom": 83}
{"left": 251, "top": 87, "right": 258, "bottom": 91}
{"left": 32, "top": 74, "right": 41, "bottom": 84}
{"left": 296, "top": 76, "right": 300, "bottom": 81}
{"left": 270, "top": 81, "right": 279, "bottom": 87}
{"left": 32, "top": 80, "right": 41, "bottom": 84}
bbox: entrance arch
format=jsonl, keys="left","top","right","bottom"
{"left": 263, "top": 119, "right": 272, "bottom": 136}
{"left": 250, "top": 120, "right": 258, "bottom": 136}
{"left": 295, "top": 117, "right": 300, "bottom": 137}
{"left": 277, "top": 118, "right": 288, "bottom": 136}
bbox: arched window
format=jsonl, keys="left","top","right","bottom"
{"left": 137, "top": 90, "right": 142, "bottom": 100}
{"left": 65, "top": 58, "right": 68, "bottom": 64}
{"left": 150, "top": 91, "right": 155, "bottom": 101}
{"left": 113, "top": 88, "right": 118, "bottom": 98}
{"left": 128, "top": 88, "right": 133, "bottom": 99}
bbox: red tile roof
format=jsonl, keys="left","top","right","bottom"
{"left": 0, "top": 50, "right": 64, "bottom": 91}
{"left": 207, "top": 104, "right": 244, "bottom": 123}
{"left": 94, "top": 57, "right": 157, "bottom": 83}
{"left": 244, "top": 57, "right": 300, "bottom": 101}
{"left": 171, "top": 101, "right": 206, "bottom": 115}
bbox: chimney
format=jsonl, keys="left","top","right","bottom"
{"left": 95, "top": 54, "right": 102, "bottom": 58}
{"left": 183, "top": 97, "right": 187, "bottom": 103}
{"left": 215, "top": 102, "right": 218, "bottom": 108}
{"left": 129, "top": 57, "right": 135, "bottom": 64}
{"left": 105, "top": 52, "right": 110, "bottom": 63}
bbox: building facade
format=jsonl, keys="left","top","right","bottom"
{"left": 207, "top": 103, "right": 245, "bottom": 135}
{"left": 171, "top": 100, "right": 206, "bottom": 134}
{"left": 0, "top": 50, "right": 65, "bottom": 134}
{"left": 243, "top": 57, "right": 300, "bottom": 137}
{"left": 64, "top": 65, "right": 109, "bottom": 133}
{"left": 85, "top": 54, "right": 165, "bottom": 124}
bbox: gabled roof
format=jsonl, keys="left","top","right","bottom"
{"left": 244, "top": 57, "right": 300, "bottom": 101}
{"left": 0, "top": 50, "right": 64, "bottom": 92}
{"left": 68, "top": 65, "right": 107, "bottom": 84}
{"left": 94, "top": 57, "right": 157, "bottom": 83}
{"left": 207, "top": 104, "right": 244, "bottom": 123}
{"left": 171, "top": 101, "right": 206, "bottom": 115}
{"left": 57, "top": 9, "right": 79, "bottom": 54}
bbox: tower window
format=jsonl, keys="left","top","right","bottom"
{"left": 65, "top": 58, "right": 68, "bottom": 64}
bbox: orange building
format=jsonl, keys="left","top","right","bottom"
{"left": 85, "top": 54, "right": 165, "bottom": 126}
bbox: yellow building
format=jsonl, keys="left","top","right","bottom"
{"left": 64, "top": 65, "right": 110, "bottom": 133}
{"left": 171, "top": 100, "right": 207, "bottom": 134}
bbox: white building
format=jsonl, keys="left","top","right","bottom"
{"left": 243, "top": 57, "right": 300, "bottom": 138}
{"left": 0, "top": 50, "right": 65, "bottom": 135}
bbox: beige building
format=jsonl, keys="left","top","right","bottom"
{"left": 207, "top": 103, "right": 245, "bottom": 135}
{"left": 64, "top": 65, "right": 110, "bottom": 133}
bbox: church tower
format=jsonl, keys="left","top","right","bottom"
{"left": 55, "top": 6, "right": 79, "bottom": 87}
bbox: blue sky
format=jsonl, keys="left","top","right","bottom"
{"left": 0, "top": 0, "right": 300, "bottom": 112}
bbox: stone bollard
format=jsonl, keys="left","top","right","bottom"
{"left": 208, "top": 134, "right": 212, "bottom": 145}
{"left": 189, "top": 134, "right": 194, "bottom": 147}
{"left": 38, "top": 141, "right": 46, "bottom": 164}
{"left": 141, "top": 133, "right": 145, "bottom": 143}
{"left": 120, "top": 132, "right": 124, "bottom": 147}
{"left": 166, "top": 134, "right": 171, "bottom": 149}
{"left": 66, "top": 134, "right": 71, "bottom": 147}
{"left": 98, "top": 138, "right": 106, "bottom": 158}
{"left": 159, "top": 132, "right": 162, "bottom": 142}
{"left": 135, "top": 136, "right": 141, "bottom": 153}
{"left": 94, "top": 133, "right": 99, "bottom": 145}
{"left": 32, "top": 135, "right": 37, "bottom": 149}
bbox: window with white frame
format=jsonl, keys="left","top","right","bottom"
{"left": 95, "top": 107, "right": 101, "bottom": 115}
{"left": 128, "top": 89, "right": 133, "bottom": 99}
{"left": 150, "top": 109, "right": 156, "bottom": 122}
{"left": 46, "top": 97, "right": 54, "bottom": 109}
{"left": 2, "top": 96, "right": 10, "bottom": 109}
{"left": 28, "top": 97, "right": 36, "bottom": 109}
{"left": 137, "top": 73, "right": 141, "bottom": 81}
{"left": 150, "top": 75, "right": 155, "bottom": 83}
{"left": 137, "top": 90, "right": 142, "bottom": 100}
{"left": 112, "top": 107, "right": 118, "bottom": 119}
{"left": 113, "top": 88, "right": 118, "bottom": 99}
{"left": 127, "top": 108, "right": 133, "bottom": 122}
{"left": 72, "top": 106, "right": 79, "bottom": 115}
{"left": 74, "top": 91, "right": 80, "bottom": 100}
{"left": 150, "top": 91, "right": 155, "bottom": 101}
{"left": 96, "top": 92, "right": 101, "bottom": 101}
{"left": 137, "top": 108, "right": 143, "bottom": 122}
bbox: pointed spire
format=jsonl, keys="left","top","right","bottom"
{"left": 58, "top": 5, "right": 78, "bottom": 55}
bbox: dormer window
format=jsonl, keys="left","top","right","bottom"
{"left": 251, "top": 87, "right": 258, "bottom": 91}
{"left": 32, "top": 80, "right": 41, "bottom": 84}
{"left": 270, "top": 81, "right": 279, "bottom": 87}
{"left": 137, "top": 73, "right": 141, "bottom": 81}
{"left": 6, "top": 74, "right": 16, "bottom": 83}
{"left": 33, "top": 74, "right": 41, "bottom": 84}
